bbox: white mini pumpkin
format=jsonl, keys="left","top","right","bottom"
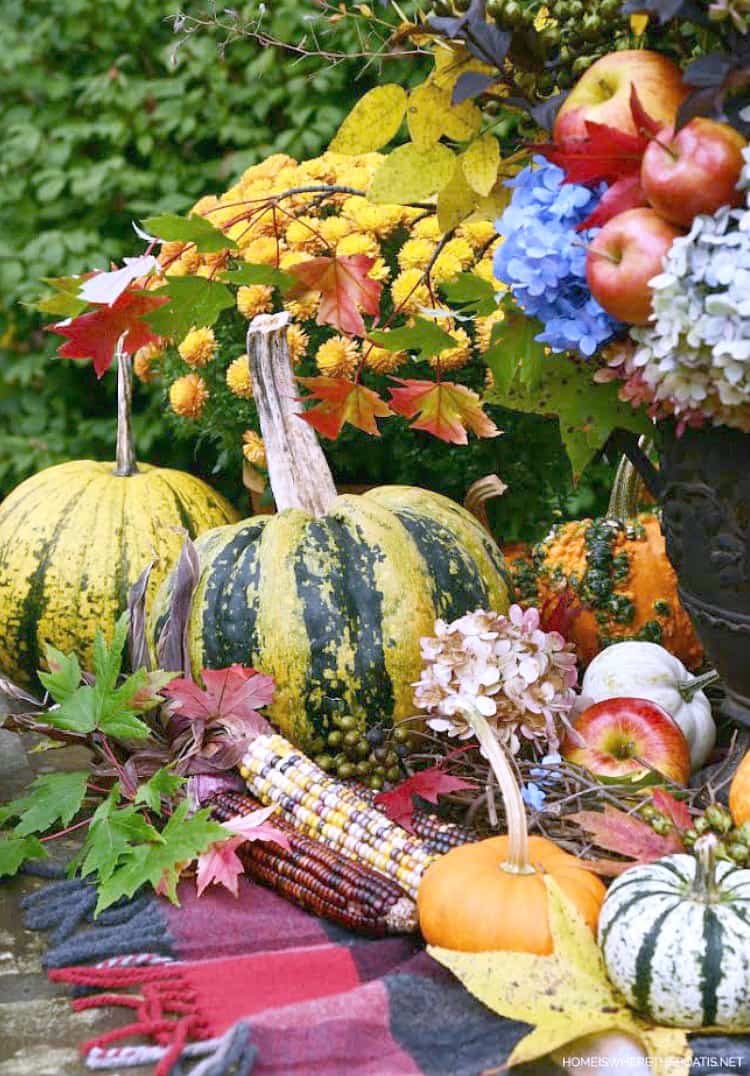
{"left": 599, "top": 836, "right": 750, "bottom": 1029}
{"left": 581, "top": 641, "right": 716, "bottom": 771}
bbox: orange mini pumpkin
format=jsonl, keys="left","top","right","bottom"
{"left": 729, "top": 751, "right": 750, "bottom": 827}
{"left": 417, "top": 710, "right": 605, "bottom": 955}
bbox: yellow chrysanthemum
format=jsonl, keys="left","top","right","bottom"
{"left": 178, "top": 327, "right": 217, "bottom": 368}
{"left": 285, "top": 290, "right": 320, "bottom": 321}
{"left": 336, "top": 233, "right": 380, "bottom": 259}
{"left": 431, "top": 251, "right": 463, "bottom": 285}
{"left": 239, "top": 236, "right": 283, "bottom": 264}
{"left": 178, "top": 247, "right": 202, "bottom": 275}
{"left": 476, "top": 308, "right": 506, "bottom": 353}
{"left": 391, "top": 269, "right": 430, "bottom": 315}
{"left": 318, "top": 217, "right": 356, "bottom": 246}
{"left": 363, "top": 343, "right": 407, "bottom": 375}
{"left": 473, "top": 258, "right": 500, "bottom": 286}
{"left": 459, "top": 219, "right": 498, "bottom": 250}
{"left": 440, "top": 237, "right": 474, "bottom": 270}
{"left": 242, "top": 430, "right": 267, "bottom": 469}
{"left": 161, "top": 240, "right": 188, "bottom": 263}
{"left": 315, "top": 336, "right": 360, "bottom": 378}
{"left": 191, "top": 194, "right": 220, "bottom": 216}
{"left": 133, "top": 342, "right": 163, "bottom": 383}
{"left": 196, "top": 251, "right": 231, "bottom": 279}
{"left": 343, "top": 197, "right": 401, "bottom": 238}
{"left": 398, "top": 238, "right": 435, "bottom": 272}
{"left": 485, "top": 367, "right": 495, "bottom": 390}
{"left": 368, "top": 257, "right": 391, "bottom": 283}
{"left": 278, "top": 249, "right": 309, "bottom": 272}
{"left": 413, "top": 216, "right": 443, "bottom": 242}
{"left": 298, "top": 155, "right": 336, "bottom": 183}
{"left": 169, "top": 374, "right": 209, "bottom": 419}
{"left": 237, "top": 284, "right": 274, "bottom": 319}
{"left": 287, "top": 322, "right": 310, "bottom": 365}
{"left": 429, "top": 327, "right": 472, "bottom": 371}
{"left": 226, "top": 356, "right": 254, "bottom": 399}
{"left": 285, "top": 217, "right": 325, "bottom": 252}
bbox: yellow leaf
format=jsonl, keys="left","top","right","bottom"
{"left": 329, "top": 84, "right": 407, "bottom": 155}
{"left": 407, "top": 81, "right": 449, "bottom": 149}
{"left": 368, "top": 142, "right": 456, "bottom": 204}
{"left": 630, "top": 12, "right": 649, "bottom": 34}
{"left": 471, "top": 185, "right": 512, "bottom": 222}
{"left": 438, "top": 160, "right": 478, "bottom": 232}
{"left": 429, "top": 878, "right": 691, "bottom": 1074}
{"left": 462, "top": 134, "right": 500, "bottom": 196}
{"left": 441, "top": 97, "right": 483, "bottom": 141}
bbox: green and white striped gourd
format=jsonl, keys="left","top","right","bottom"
{"left": 150, "top": 313, "right": 511, "bottom": 752}
{"left": 598, "top": 834, "right": 750, "bottom": 1029}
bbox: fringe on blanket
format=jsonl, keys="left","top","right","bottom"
{"left": 21, "top": 878, "right": 174, "bottom": 967}
{"left": 48, "top": 962, "right": 254, "bottom": 1076}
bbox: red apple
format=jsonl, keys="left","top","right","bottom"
{"left": 554, "top": 50, "right": 688, "bottom": 142}
{"left": 641, "top": 117, "right": 748, "bottom": 228}
{"left": 563, "top": 697, "right": 691, "bottom": 785}
{"left": 586, "top": 207, "right": 684, "bottom": 325}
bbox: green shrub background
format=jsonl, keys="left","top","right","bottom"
{"left": 0, "top": 0, "right": 613, "bottom": 540}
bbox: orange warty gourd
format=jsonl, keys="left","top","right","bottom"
{"left": 729, "top": 752, "right": 750, "bottom": 827}
{"left": 417, "top": 710, "right": 605, "bottom": 954}
{"left": 513, "top": 461, "right": 702, "bottom": 670}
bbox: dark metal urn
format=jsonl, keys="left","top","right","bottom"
{"left": 620, "top": 423, "right": 750, "bottom": 725}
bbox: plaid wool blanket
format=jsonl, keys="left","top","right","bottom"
{"left": 20, "top": 869, "right": 750, "bottom": 1075}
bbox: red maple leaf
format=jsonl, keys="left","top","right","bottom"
{"left": 538, "top": 586, "right": 583, "bottom": 639}
{"left": 297, "top": 376, "right": 392, "bottom": 439}
{"left": 388, "top": 378, "right": 501, "bottom": 445}
{"left": 288, "top": 254, "right": 382, "bottom": 336}
{"left": 47, "top": 289, "right": 168, "bottom": 378}
{"left": 163, "top": 665, "right": 275, "bottom": 745}
{"left": 570, "top": 805, "right": 684, "bottom": 865}
{"left": 651, "top": 788, "right": 692, "bottom": 832}
{"left": 536, "top": 87, "right": 659, "bottom": 188}
{"left": 196, "top": 805, "right": 290, "bottom": 898}
{"left": 374, "top": 765, "right": 476, "bottom": 834}
{"left": 577, "top": 174, "right": 650, "bottom": 231}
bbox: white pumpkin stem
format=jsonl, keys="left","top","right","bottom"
{"left": 680, "top": 669, "right": 720, "bottom": 701}
{"left": 113, "top": 341, "right": 138, "bottom": 477}
{"left": 246, "top": 312, "right": 337, "bottom": 517}
{"left": 463, "top": 705, "right": 534, "bottom": 876}
{"left": 693, "top": 833, "right": 721, "bottom": 904}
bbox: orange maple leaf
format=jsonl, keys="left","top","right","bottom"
{"left": 298, "top": 376, "right": 392, "bottom": 439}
{"left": 388, "top": 378, "right": 501, "bottom": 445}
{"left": 288, "top": 254, "right": 382, "bottom": 336}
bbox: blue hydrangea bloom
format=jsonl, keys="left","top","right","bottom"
{"left": 493, "top": 158, "right": 621, "bottom": 356}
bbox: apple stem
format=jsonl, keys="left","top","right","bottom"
{"left": 679, "top": 669, "right": 720, "bottom": 702}
{"left": 460, "top": 705, "right": 534, "bottom": 876}
{"left": 575, "top": 239, "right": 620, "bottom": 265}
{"left": 650, "top": 134, "right": 679, "bottom": 162}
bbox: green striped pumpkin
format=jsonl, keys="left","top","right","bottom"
{"left": 0, "top": 354, "right": 239, "bottom": 686}
{"left": 149, "top": 313, "right": 512, "bottom": 751}
{"left": 598, "top": 840, "right": 750, "bottom": 1028}
{"left": 151, "top": 485, "right": 511, "bottom": 749}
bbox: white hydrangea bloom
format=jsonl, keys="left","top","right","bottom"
{"left": 413, "top": 606, "right": 578, "bottom": 754}
{"left": 628, "top": 147, "right": 750, "bottom": 431}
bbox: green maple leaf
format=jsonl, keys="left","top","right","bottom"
{"left": 142, "top": 212, "right": 238, "bottom": 253}
{"left": 38, "top": 644, "right": 81, "bottom": 703}
{"left": 441, "top": 273, "right": 497, "bottom": 317}
{"left": 0, "top": 836, "right": 48, "bottom": 878}
{"left": 93, "top": 802, "right": 226, "bottom": 913}
{"left": 485, "top": 325, "right": 651, "bottom": 479}
{"left": 71, "top": 785, "right": 164, "bottom": 885}
{"left": 43, "top": 614, "right": 151, "bottom": 741}
{"left": 144, "top": 277, "right": 234, "bottom": 341}
{"left": 0, "top": 771, "right": 89, "bottom": 837}
{"left": 368, "top": 317, "right": 456, "bottom": 361}
{"left": 221, "top": 264, "right": 294, "bottom": 290}
{"left": 134, "top": 768, "right": 185, "bottom": 815}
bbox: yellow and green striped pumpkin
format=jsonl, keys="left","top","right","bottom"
{"left": 151, "top": 485, "right": 512, "bottom": 749}
{"left": 0, "top": 357, "right": 239, "bottom": 686}
{"left": 150, "top": 313, "right": 512, "bottom": 750}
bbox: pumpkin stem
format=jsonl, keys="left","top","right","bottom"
{"left": 680, "top": 669, "right": 720, "bottom": 701}
{"left": 606, "top": 436, "right": 653, "bottom": 520}
{"left": 692, "top": 833, "right": 722, "bottom": 904}
{"left": 113, "top": 341, "right": 139, "bottom": 477}
{"left": 462, "top": 705, "right": 534, "bottom": 876}
{"left": 246, "top": 312, "right": 337, "bottom": 517}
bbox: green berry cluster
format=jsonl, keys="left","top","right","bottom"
{"left": 311, "top": 718, "right": 417, "bottom": 790}
{"left": 640, "top": 801, "right": 750, "bottom": 867}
